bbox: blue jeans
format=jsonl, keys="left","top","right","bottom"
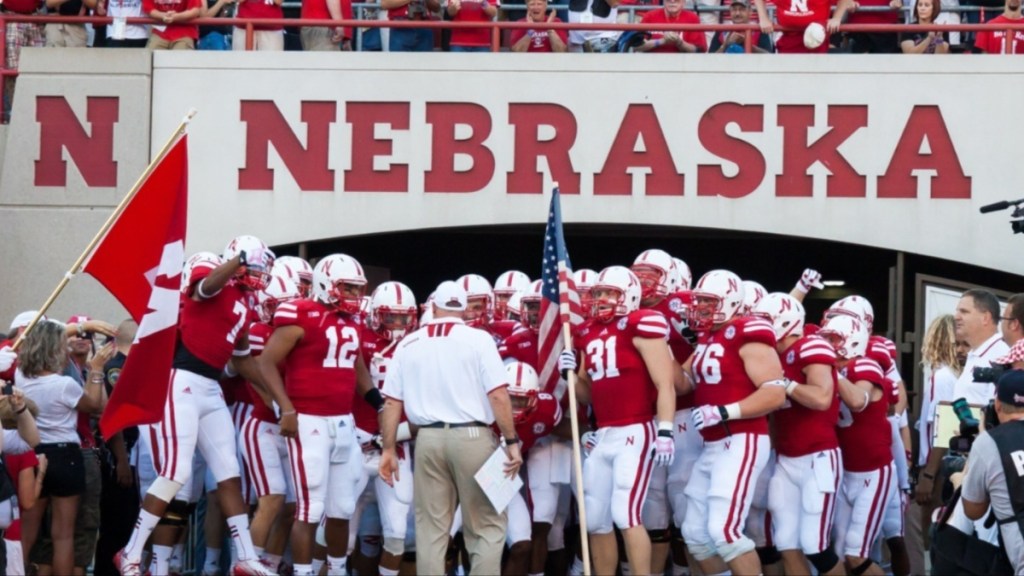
{"left": 389, "top": 27, "right": 433, "bottom": 51}
{"left": 450, "top": 45, "right": 488, "bottom": 52}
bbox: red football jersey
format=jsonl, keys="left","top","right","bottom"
{"left": 274, "top": 299, "right": 363, "bottom": 417}
{"left": 498, "top": 329, "right": 540, "bottom": 373}
{"left": 639, "top": 9, "right": 708, "bottom": 52}
{"left": 692, "top": 316, "right": 777, "bottom": 442}
{"left": 248, "top": 322, "right": 278, "bottom": 423}
{"left": 179, "top": 267, "right": 259, "bottom": 372}
{"left": 836, "top": 357, "right": 893, "bottom": 472}
{"left": 352, "top": 328, "right": 402, "bottom": 434}
{"left": 515, "top": 392, "right": 561, "bottom": 455}
{"left": 646, "top": 293, "right": 696, "bottom": 410}
{"left": 775, "top": 0, "right": 829, "bottom": 27}
{"left": 976, "top": 18, "right": 1024, "bottom": 54}
{"left": 773, "top": 336, "right": 840, "bottom": 457}
{"left": 578, "top": 310, "right": 670, "bottom": 428}
{"left": 486, "top": 320, "right": 521, "bottom": 345}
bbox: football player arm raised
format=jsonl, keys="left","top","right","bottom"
{"left": 789, "top": 363, "right": 835, "bottom": 411}
{"left": 736, "top": 341, "right": 787, "bottom": 417}
{"left": 194, "top": 257, "right": 243, "bottom": 300}
{"left": 255, "top": 325, "right": 302, "bottom": 437}
{"left": 635, "top": 336, "right": 678, "bottom": 426}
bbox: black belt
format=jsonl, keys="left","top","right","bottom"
{"left": 421, "top": 421, "right": 487, "bottom": 429}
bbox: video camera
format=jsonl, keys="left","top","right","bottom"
{"left": 944, "top": 397, "right": 999, "bottom": 477}
{"left": 973, "top": 362, "right": 1009, "bottom": 384}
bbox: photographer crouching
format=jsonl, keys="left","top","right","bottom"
{"left": 931, "top": 369, "right": 1024, "bottom": 574}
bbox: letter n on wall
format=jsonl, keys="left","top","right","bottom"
{"left": 35, "top": 96, "right": 119, "bottom": 187}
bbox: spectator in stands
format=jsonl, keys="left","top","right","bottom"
{"left": 567, "top": 0, "right": 620, "bottom": 52}
{"left": 198, "top": 0, "right": 235, "bottom": 49}
{"left": 96, "top": 0, "right": 151, "bottom": 47}
{"left": 2, "top": 0, "right": 45, "bottom": 122}
{"left": 900, "top": 0, "right": 950, "bottom": 51}
{"left": 447, "top": 0, "right": 497, "bottom": 51}
{"left": 384, "top": 0, "right": 438, "bottom": 51}
{"left": 709, "top": 0, "right": 772, "bottom": 51}
{"left": 634, "top": 0, "right": 707, "bottom": 51}
{"left": 233, "top": 0, "right": 284, "bottom": 49}
{"left": 974, "top": 0, "right": 1023, "bottom": 52}
{"left": 143, "top": 0, "right": 203, "bottom": 49}
{"left": 16, "top": 321, "right": 109, "bottom": 576}
{"left": 301, "top": 0, "right": 354, "bottom": 50}
{"left": 44, "top": 0, "right": 94, "bottom": 47}
{"left": 846, "top": 0, "right": 903, "bottom": 52}
{"left": 510, "top": 0, "right": 568, "bottom": 51}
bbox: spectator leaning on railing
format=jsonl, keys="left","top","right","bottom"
{"left": 634, "top": 0, "right": 707, "bottom": 52}
{"left": 96, "top": 0, "right": 151, "bottom": 47}
{"left": 846, "top": 0, "right": 903, "bottom": 52}
{"left": 142, "top": 0, "right": 203, "bottom": 49}
{"left": 2, "top": 0, "right": 45, "bottom": 122}
{"left": 300, "top": 0, "right": 354, "bottom": 50}
{"left": 233, "top": 0, "right": 284, "bottom": 50}
{"left": 446, "top": 0, "right": 497, "bottom": 51}
{"left": 509, "top": 0, "right": 568, "bottom": 51}
{"left": 709, "top": 0, "right": 773, "bottom": 52}
{"left": 973, "top": 0, "right": 1023, "bottom": 52}
{"left": 44, "top": 0, "right": 95, "bottom": 47}
{"left": 900, "top": 0, "right": 951, "bottom": 52}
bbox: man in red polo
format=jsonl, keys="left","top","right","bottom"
{"left": 143, "top": 0, "right": 202, "bottom": 49}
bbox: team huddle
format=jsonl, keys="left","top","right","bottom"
{"left": 108, "top": 235, "right": 908, "bottom": 576}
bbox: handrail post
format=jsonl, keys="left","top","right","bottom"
{"left": 0, "top": 14, "right": 6, "bottom": 124}
{"left": 492, "top": 21, "right": 501, "bottom": 52}
{"left": 744, "top": 27, "right": 751, "bottom": 53}
{"left": 1004, "top": 26, "right": 1012, "bottom": 54}
{"left": 246, "top": 21, "right": 254, "bottom": 50}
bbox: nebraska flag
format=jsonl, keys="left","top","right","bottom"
{"left": 88, "top": 135, "right": 189, "bottom": 439}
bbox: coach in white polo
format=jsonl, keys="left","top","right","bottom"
{"left": 378, "top": 280, "right": 523, "bottom": 576}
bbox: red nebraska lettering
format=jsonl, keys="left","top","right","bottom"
{"left": 506, "top": 103, "right": 581, "bottom": 194}
{"left": 35, "top": 96, "right": 119, "bottom": 187}
{"left": 877, "top": 105, "right": 971, "bottom": 199}
{"left": 345, "top": 102, "right": 411, "bottom": 193}
{"left": 238, "top": 100, "right": 336, "bottom": 192}
{"left": 697, "top": 103, "right": 766, "bottom": 198}
{"left": 776, "top": 105, "right": 868, "bottom": 198}
{"left": 425, "top": 103, "right": 494, "bottom": 194}
{"left": 594, "top": 104, "right": 684, "bottom": 196}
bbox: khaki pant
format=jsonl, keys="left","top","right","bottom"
{"left": 45, "top": 23, "right": 87, "bottom": 47}
{"left": 301, "top": 26, "right": 339, "bottom": 51}
{"left": 232, "top": 27, "right": 285, "bottom": 51}
{"left": 146, "top": 35, "right": 195, "bottom": 50}
{"left": 414, "top": 426, "right": 505, "bottom": 576}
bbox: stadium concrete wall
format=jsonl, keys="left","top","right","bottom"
{"left": 2, "top": 48, "right": 1021, "bottom": 327}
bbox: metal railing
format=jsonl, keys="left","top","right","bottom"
{"left": 3, "top": 14, "right": 1023, "bottom": 122}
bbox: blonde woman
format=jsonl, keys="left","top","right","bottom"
{"left": 14, "top": 321, "right": 108, "bottom": 576}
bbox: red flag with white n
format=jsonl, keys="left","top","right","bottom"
{"left": 87, "top": 135, "right": 189, "bottom": 439}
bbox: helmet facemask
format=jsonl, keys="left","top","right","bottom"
{"left": 631, "top": 265, "right": 668, "bottom": 303}
{"left": 464, "top": 296, "right": 492, "bottom": 328}
{"left": 592, "top": 287, "right": 626, "bottom": 322}
{"left": 329, "top": 280, "right": 367, "bottom": 315}
{"left": 688, "top": 294, "right": 724, "bottom": 331}
{"left": 375, "top": 308, "right": 417, "bottom": 341}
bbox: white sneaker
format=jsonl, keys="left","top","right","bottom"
{"left": 232, "top": 558, "right": 279, "bottom": 576}
{"left": 115, "top": 548, "right": 143, "bottom": 576}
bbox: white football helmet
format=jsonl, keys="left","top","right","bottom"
{"left": 258, "top": 275, "right": 302, "bottom": 324}
{"left": 673, "top": 257, "right": 693, "bottom": 291}
{"left": 273, "top": 256, "right": 313, "bottom": 297}
{"left": 689, "top": 269, "right": 745, "bottom": 331}
{"left": 181, "top": 251, "right": 222, "bottom": 294}
{"left": 631, "top": 249, "right": 677, "bottom": 302}
{"left": 493, "top": 270, "right": 531, "bottom": 321}
{"left": 506, "top": 292, "right": 524, "bottom": 323}
{"left": 458, "top": 274, "right": 494, "bottom": 328}
{"left": 370, "top": 281, "right": 418, "bottom": 341}
{"left": 312, "top": 253, "right": 367, "bottom": 314}
{"left": 506, "top": 361, "right": 540, "bottom": 423}
{"left": 223, "top": 235, "right": 275, "bottom": 291}
{"left": 740, "top": 280, "right": 767, "bottom": 316}
{"left": 819, "top": 314, "right": 870, "bottom": 359}
{"left": 752, "top": 292, "right": 806, "bottom": 340}
{"left": 519, "top": 280, "right": 544, "bottom": 332}
{"left": 592, "top": 266, "right": 642, "bottom": 322}
{"left": 573, "top": 269, "right": 598, "bottom": 320}
{"left": 825, "top": 295, "right": 875, "bottom": 330}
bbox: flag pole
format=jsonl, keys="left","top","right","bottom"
{"left": 12, "top": 109, "right": 197, "bottom": 349}
{"left": 560, "top": 320, "right": 592, "bottom": 576}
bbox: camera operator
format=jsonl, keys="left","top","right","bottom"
{"left": 959, "top": 369, "right": 1024, "bottom": 573}
{"left": 917, "top": 290, "right": 1009, "bottom": 502}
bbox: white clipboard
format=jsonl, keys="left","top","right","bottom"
{"left": 932, "top": 401, "right": 986, "bottom": 449}
{"left": 473, "top": 446, "right": 523, "bottom": 513}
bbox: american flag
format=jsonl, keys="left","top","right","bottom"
{"left": 538, "top": 187, "right": 584, "bottom": 396}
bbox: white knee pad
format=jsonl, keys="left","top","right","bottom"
{"left": 716, "top": 536, "right": 756, "bottom": 563}
{"left": 148, "top": 476, "right": 185, "bottom": 503}
{"left": 684, "top": 539, "right": 719, "bottom": 561}
{"left": 382, "top": 536, "right": 404, "bottom": 557}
